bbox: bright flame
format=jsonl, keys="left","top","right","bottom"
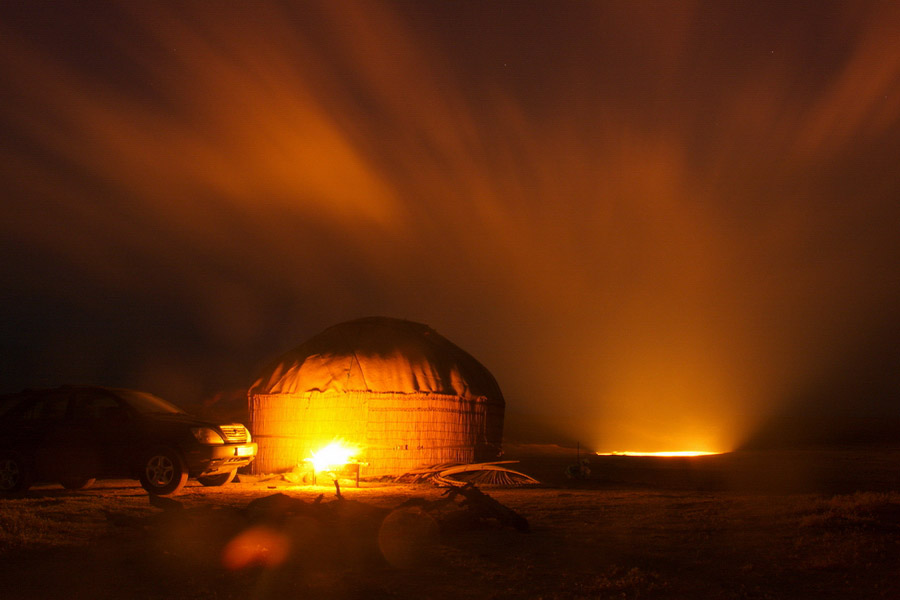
{"left": 309, "top": 441, "right": 360, "bottom": 471}
{"left": 596, "top": 451, "right": 722, "bottom": 457}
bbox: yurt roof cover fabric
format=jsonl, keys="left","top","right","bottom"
{"left": 250, "top": 317, "right": 503, "bottom": 399}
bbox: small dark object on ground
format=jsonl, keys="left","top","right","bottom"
{"left": 565, "top": 458, "right": 591, "bottom": 480}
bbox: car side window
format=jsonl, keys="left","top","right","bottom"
{"left": 16, "top": 394, "right": 69, "bottom": 421}
{"left": 71, "top": 394, "right": 126, "bottom": 420}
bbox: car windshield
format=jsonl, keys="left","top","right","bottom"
{"left": 116, "top": 390, "right": 186, "bottom": 415}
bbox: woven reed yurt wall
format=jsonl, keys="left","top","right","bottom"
{"left": 248, "top": 317, "right": 505, "bottom": 476}
{"left": 250, "top": 391, "right": 368, "bottom": 476}
{"left": 250, "top": 390, "right": 504, "bottom": 477}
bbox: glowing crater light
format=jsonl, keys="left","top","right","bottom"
{"left": 596, "top": 451, "right": 721, "bottom": 457}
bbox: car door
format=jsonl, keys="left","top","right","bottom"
{"left": 15, "top": 392, "right": 73, "bottom": 481}
{"left": 67, "top": 390, "right": 140, "bottom": 477}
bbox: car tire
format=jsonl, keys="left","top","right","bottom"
{"left": 197, "top": 469, "right": 237, "bottom": 487}
{"left": 60, "top": 477, "right": 96, "bottom": 490}
{"left": 0, "top": 452, "right": 32, "bottom": 494}
{"left": 139, "top": 447, "right": 188, "bottom": 495}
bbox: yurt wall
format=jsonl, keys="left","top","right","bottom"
{"left": 251, "top": 390, "right": 503, "bottom": 477}
{"left": 250, "top": 391, "right": 367, "bottom": 476}
{"left": 363, "top": 392, "right": 495, "bottom": 477}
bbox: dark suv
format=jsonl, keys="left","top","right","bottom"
{"left": 0, "top": 385, "right": 256, "bottom": 495}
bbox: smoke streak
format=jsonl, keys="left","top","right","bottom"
{"left": 1, "top": 1, "right": 899, "bottom": 450}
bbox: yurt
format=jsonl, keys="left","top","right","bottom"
{"left": 248, "top": 317, "right": 505, "bottom": 477}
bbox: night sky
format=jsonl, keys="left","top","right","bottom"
{"left": 2, "top": 1, "right": 899, "bottom": 452}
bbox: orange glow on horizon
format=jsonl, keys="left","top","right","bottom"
{"left": 596, "top": 451, "right": 723, "bottom": 457}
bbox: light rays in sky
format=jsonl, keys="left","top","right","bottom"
{"left": 1, "top": 1, "right": 900, "bottom": 452}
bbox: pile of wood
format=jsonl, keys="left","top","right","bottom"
{"left": 394, "top": 461, "right": 540, "bottom": 487}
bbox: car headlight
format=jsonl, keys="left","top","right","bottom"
{"left": 191, "top": 427, "right": 225, "bottom": 444}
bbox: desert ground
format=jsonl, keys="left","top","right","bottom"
{"left": 2, "top": 446, "right": 900, "bottom": 600}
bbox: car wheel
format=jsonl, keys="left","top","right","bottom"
{"left": 60, "top": 477, "right": 96, "bottom": 490}
{"left": 0, "top": 452, "right": 32, "bottom": 494}
{"left": 197, "top": 469, "right": 237, "bottom": 487}
{"left": 139, "top": 447, "right": 188, "bottom": 495}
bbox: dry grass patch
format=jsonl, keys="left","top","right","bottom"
{"left": 1, "top": 472, "right": 899, "bottom": 599}
{"left": 0, "top": 491, "right": 154, "bottom": 554}
{"left": 799, "top": 491, "right": 900, "bottom": 530}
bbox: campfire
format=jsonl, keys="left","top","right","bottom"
{"left": 307, "top": 441, "right": 362, "bottom": 486}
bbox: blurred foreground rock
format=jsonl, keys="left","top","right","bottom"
{"left": 103, "top": 482, "right": 529, "bottom": 572}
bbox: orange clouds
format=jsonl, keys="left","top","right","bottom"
{"left": 1, "top": 1, "right": 899, "bottom": 451}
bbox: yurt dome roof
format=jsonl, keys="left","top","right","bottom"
{"left": 250, "top": 317, "right": 503, "bottom": 400}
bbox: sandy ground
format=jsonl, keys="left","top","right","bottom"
{"left": 2, "top": 448, "right": 900, "bottom": 599}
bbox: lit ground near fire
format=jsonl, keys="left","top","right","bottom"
{"left": 2, "top": 447, "right": 900, "bottom": 599}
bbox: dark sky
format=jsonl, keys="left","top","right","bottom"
{"left": 1, "top": 1, "right": 899, "bottom": 452}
